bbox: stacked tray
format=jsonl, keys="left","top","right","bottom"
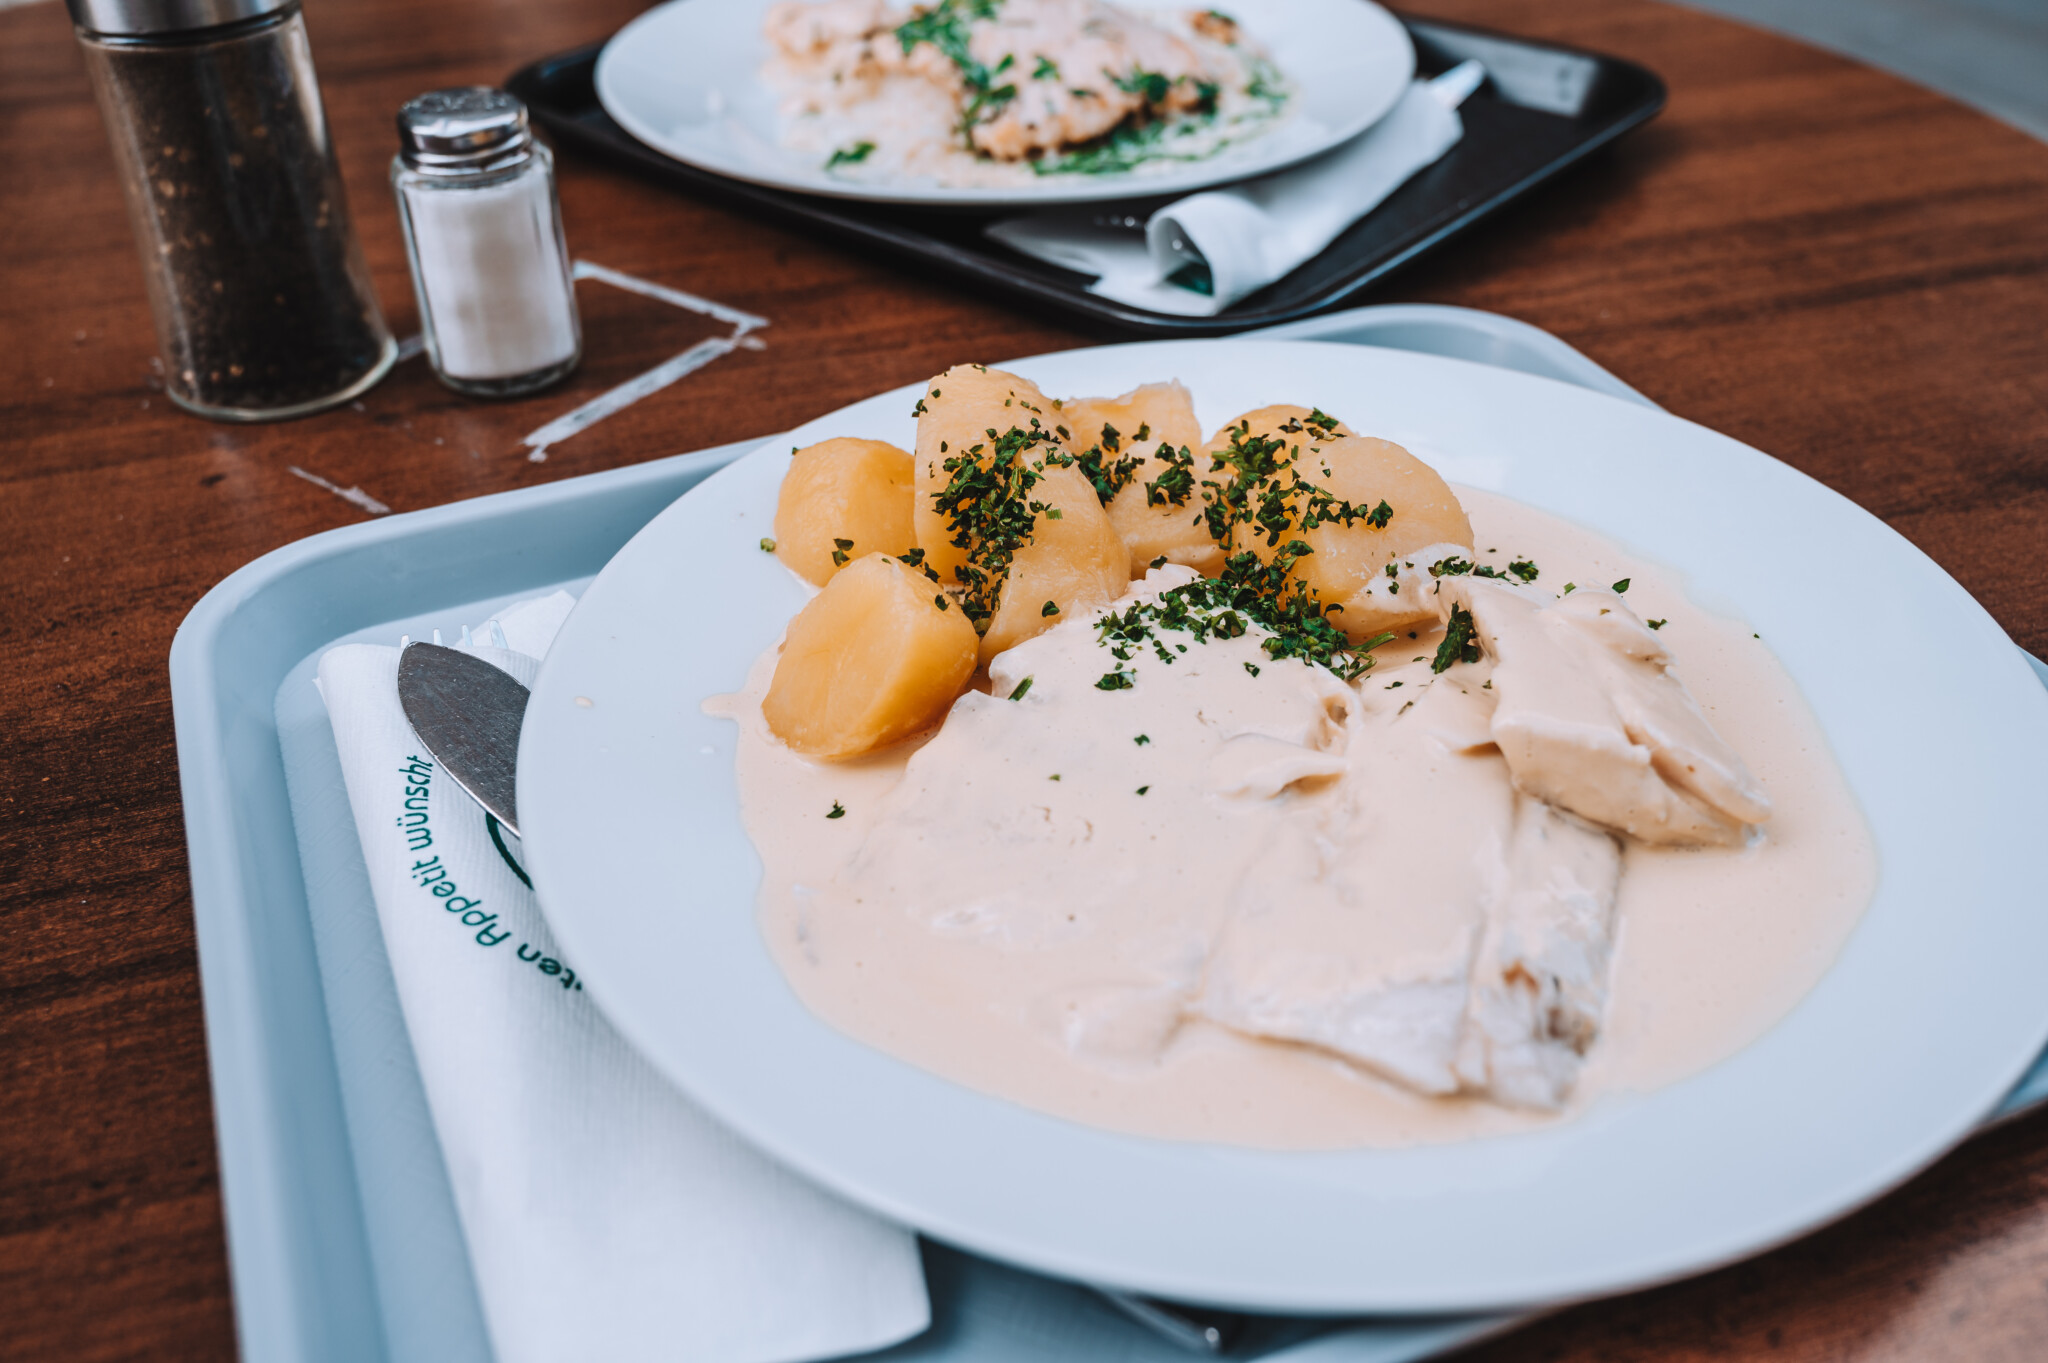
{"left": 508, "top": 14, "right": 1666, "bottom": 337}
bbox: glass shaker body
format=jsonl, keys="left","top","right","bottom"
{"left": 75, "top": 2, "right": 396, "bottom": 421}
{"left": 392, "top": 136, "right": 581, "bottom": 397}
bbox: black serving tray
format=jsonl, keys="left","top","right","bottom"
{"left": 508, "top": 13, "right": 1664, "bottom": 337}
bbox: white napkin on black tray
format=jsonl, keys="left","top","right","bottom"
{"left": 987, "top": 62, "right": 1484, "bottom": 316}
{"left": 314, "top": 591, "right": 930, "bottom": 1363}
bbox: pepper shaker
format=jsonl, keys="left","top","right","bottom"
{"left": 70, "top": 0, "right": 396, "bottom": 421}
{"left": 391, "top": 89, "right": 582, "bottom": 397}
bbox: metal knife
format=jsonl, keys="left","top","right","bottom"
{"left": 396, "top": 640, "right": 529, "bottom": 837}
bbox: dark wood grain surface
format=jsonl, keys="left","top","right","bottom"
{"left": 4, "top": 0, "right": 2046, "bottom": 1357}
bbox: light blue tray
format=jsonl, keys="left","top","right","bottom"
{"left": 170, "top": 306, "right": 2048, "bottom": 1363}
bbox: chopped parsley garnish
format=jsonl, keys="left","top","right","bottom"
{"left": 1031, "top": 69, "right": 1284, "bottom": 178}
{"left": 1049, "top": 773, "right": 1060, "bottom": 781}
{"left": 1048, "top": 437, "right": 1142, "bottom": 504}
{"left": 1428, "top": 555, "right": 1520, "bottom": 582}
{"left": 1149, "top": 555, "right": 1169, "bottom": 569}
{"left": 1432, "top": 604, "right": 1481, "bottom": 673}
{"left": 759, "top": 537, "right": 776, "bottom": 552}
{"left": 1203, "top": 420, "right": 1394, "bottom": 552}
{"left": 1562, "top": 582, "right": 1577, "bottom": 595}
{"left": 930, "top": 421, "right": 1065, "bottom": 629}
{"left": 1088, "top": 547, "right": 1391, "bottom": 683}
{"left": 1032, "top": 54, "right": 1059, "bottom": 80}
{"left": 1112, "top": 67, "right": 1173, "bottom": 105}
{"left": 1143, "top": 443, "right": 1197, "bottom": 507}
{"left": 1611, "top": 577, "right": 1631, "bottom": 593}
{"left": 826, "top": 801, "right": 845, "bottom": 819}
{"left": 1008, "top": 676, "right": 1033, "bottom": 700}
{"left": 1508, "top": 559, "right": 1539, "bottom": 582}
{"left": 1648, "top": 619, "right": 1668, "bottom": 630}
{"left": 1136, "top": 785, "right": 1150, "bottom": 795}
{"left": 1134, "top": 734, "right": 1149, "bottom": 745}
{"left": 831, "top": 537, "right": 855, "bottom": 567}
{"left": 895, "top": 0, "right": 1013, "bottom": 145}
{"left": 1244, "top": 58, "right": 1286, "bottom": 108}
{"left": 825, "top": 141, "right": 876, "bottom": 169}
{"left": 919, "top": 397, "right": 1424, "bottom": 692}
{"left": 1055, "top": 412, "right": 1420, "bottom": 684}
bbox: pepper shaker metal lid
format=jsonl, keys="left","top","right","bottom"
{"left": 64, "top": 0, "right": 293, "bottom": 36}
{"left": 397, "top": 88, "right": 536, "bottom": 175}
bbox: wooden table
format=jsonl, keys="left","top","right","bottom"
{"left": 5, "top": 0, "right": 2047, "bottom": 1356}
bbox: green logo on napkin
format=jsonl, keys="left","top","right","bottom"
{"left": 396, "top": 754, "right": 583, "bottom": 991}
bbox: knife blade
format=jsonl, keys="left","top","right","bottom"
{"left": 397, "top": 640, "right": 529, "bottom": 837}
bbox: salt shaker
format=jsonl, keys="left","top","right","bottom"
{"left": 70, "top": 0, "right": 396, "bottom": 420}
{"left": 392, "top": 89, "right": 581, "bottom": 397}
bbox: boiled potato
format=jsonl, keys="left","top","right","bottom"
{"left": 1195, "top": 405, "right": 1357, "bottom": 578}
{"left": 977, "top": 464, "right": 1128, "bottom": 667}
{"left": 1059, "top": 380, "right": 1203, "bottom": 465}
{"left": 1060, "top": 381, "right": 1220, "bottom": 577}
{"left": 1248, "top": 434, "right": 1476, "bottom": 640}
{"left": 763, "top": 553, "right": 979, "bottom": 759}
{"left": 772, "top": 437, "right": 916, "bottom": 586}
{"left": 1201, "top": 404, "right": 1352, "bottom": 464}
{"left": 913, "top": 364, "right": 1062, "bottom": 584}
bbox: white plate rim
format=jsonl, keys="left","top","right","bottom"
{"left": 593, "top": 0, "right": 1417, "bottom": 208}
{"left": 520, "top": 338, "right": 2048, "bottom": 1312}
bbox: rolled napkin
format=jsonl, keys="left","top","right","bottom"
{"left": 987, "top": 62, "right": 1484, "bottom": 317}
{"left": 315, "top": 591, "right": 929, "bottom": 1363}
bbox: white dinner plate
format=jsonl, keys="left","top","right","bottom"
{"left": 520, "top": 340, "right": 2048, "bottom": 1313}
{"left": 594, "top": 0, "right": 1415, "bottom": 207}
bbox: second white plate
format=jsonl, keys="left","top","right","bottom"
{"left": 521, "top": 339, "right": 2048, "bottom": 1313}
{"left": 595, "top": 0, "right": 1415, "bottom": 207}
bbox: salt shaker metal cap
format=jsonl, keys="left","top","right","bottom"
{"left": 398, "top": 88, "right": 535, "bottom": 175}
{"left": 391, "top": 87, "right": 582, "bottom": 399}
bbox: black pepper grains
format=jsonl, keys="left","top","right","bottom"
{"left": 74, "top": 0, "right": 394, "bottom": 419}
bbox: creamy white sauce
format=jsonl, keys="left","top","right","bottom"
{"left": 761, "top": 0, "right": 1292, "bottom": 186}
{"left": 708, "top": 488, "right": 1878, "bottom": 1148}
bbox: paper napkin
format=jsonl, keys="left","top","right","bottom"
{"left": 986, "top": 62, "right": 1484, "bottom": 316}
{"left": 315, "top": 592, "right": 929, "bottom": 1363}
